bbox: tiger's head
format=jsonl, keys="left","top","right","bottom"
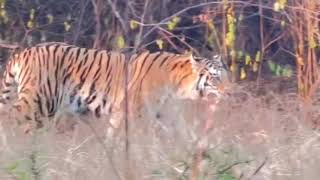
{"left": 190, "top": 54, "right": 230, "bottom": 101}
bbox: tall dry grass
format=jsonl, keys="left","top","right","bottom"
{"left": 0, "top": 78, "right": 319, "bottom": 180}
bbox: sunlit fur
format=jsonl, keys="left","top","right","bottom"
{"left": 0, "top": 42, "right": 227, "bottom": 133}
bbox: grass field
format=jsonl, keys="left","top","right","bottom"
{"left": 0, "top": 78, "right": 320, "bottom": 180}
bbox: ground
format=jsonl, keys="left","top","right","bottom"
{"left": 0, "top": 77, "right": 320, "bottom": 180}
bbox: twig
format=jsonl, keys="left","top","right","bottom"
{"left": 0, "top": 43, "right": 20, "bottom": 49}
{"left": 279, "top": 47, "right": 297, "bottom": 58}
{"left": 133, "top": 0, "right": 150, "bottom": 53}
{"left": 91, "top": 0, "right": 103, "bottom": 48}
{"left": 127, "top": 1, "right": 139, "bottom": 18}
{"left": 158, "top": 30, "right": 184, "bottom": 53}
{"left": 263, "top": 31, "right": 286, "bottom": 52}
{"left": 140, "top": 1, "right": 290, "bottom": 46}
{"left": 139, "top": 26, "right": 199, "bottom": 55}
{"left": 216, "top": 160, "right": 252, "bottom": 175}
{"left": 106, "top": 0, "right": 128, "bottom": 34}
{"left": 248, "top": 156, "right": 268, "bottom": 179}
{"left": 73, "top": 0, "right": 90, "bottom": 44}
{"left": 256, "top": 0, "right": 265, "bottom": 89}
{"left": 158, "top": 27, "right": 200, "bottom": 55}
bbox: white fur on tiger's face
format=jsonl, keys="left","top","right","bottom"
{"left": 0, "top": 42, "right": 229, "bottom": 133}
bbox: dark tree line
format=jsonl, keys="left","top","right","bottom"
{"left": 0, "top": 0, "right": 319, "bottom": 98}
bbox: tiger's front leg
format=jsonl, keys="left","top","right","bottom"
{"left": 106, "top": 114, "right": 123, "bottom": 139}
{"left": 11, "top": 93, "right": 44, "bottom": 134}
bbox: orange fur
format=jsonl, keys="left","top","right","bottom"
{"left": 0, "top": 42, "right": 226, "bottom": 133}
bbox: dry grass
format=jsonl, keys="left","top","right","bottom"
{"left": 0, "top": 79, "right": 320, "bottom": 180}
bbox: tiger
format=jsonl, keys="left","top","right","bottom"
{"left": 0, "top": 42, "right": 228, "bottom": 134}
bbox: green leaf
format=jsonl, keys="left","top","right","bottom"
{"left": 47, "top": 14, "right": 54, "bottom": 24}
{"left": 116, "top": 35, "right": 126, "bottom": 49}
{"left": 0, "top": 0, "right": 5, "bottom": 9}
{"left": 226, "top": 32, "right": 236, "bottom": 47}
{"left": 5, "top": 160, "right": 32, "bottom": 180}
{"left": 255, "top": 51, "right": 261, "bottom": 62}
{"left": 238, "top": 13, "right": 244, "bottom": 22}
{"left": 207, "top": 21, "right": 215, "bottom": 31}
{"left": 172, "top": 16, "right": 181, "bottom": 23}
{"left": 27, "top": 20, "right": 34, "bottom": 29}
{"left": 13, "top": 171, "right": 30, "bottom": 180}
{"left": 268, "top": 61, "right": 276, "bottom": 72}
{"left": 223, "top": 0, "right": 228, "bottom": 10}
{"left": 0, "top": 9, "right": 5, "bottom": 17}
{"left": 282, "top": 65, "right": 293, "bottom": 77}
{"left": 167, "top": 21, "right": 176, "bottom": 31}
{"left": 167, "top": 22, "right": 174, "bottom": 31}
{"left": 64, "top": 21, "right": 71, "bottom": 32}
{"left": 156, "top": 39, "right": 164, "bottom": 50}
{"left": 279, "top": 0, "right": 287, "bottom": 9}
{"left": 252, "top": 62, "right": 259, "bottom": 72}
{"left": 29, "top": 9, "right": 35, "bottom": 20}
{"left": 273, "top": 2, "right": 280, "bottom": 12}
{"left": 167, "top": 16, "right": 180, "bottom": 31}
{"left": 245, "top": 54, "right": 251, "bottom": 65}
{"left": 229, "top": 50, "right": 236, "bottom": 59}
{"left": 218, "top": 172, "right": 235, "bottom": 180}
{"left": 240, "top": 67, "right": 246, "bottom": 80}
{"left": 151, "top": 169, "right": 163, "bottom": 176}
{"left": 237, "top": 50, "right": 244, "bottom": 59}
{"left": 275, "top": 64, "right": 282, "bottom": 76}
{"left": 130, "top": 19, "right": 139, "bottom": 30}
{"left": 230, "top": 63, "right": 237, "bottom": 73}
{"left": 309, "top": 38, "right": 317, "bottom": 49}
{"left": 6, "top": 161, "right": 19, "bottom": 171}
{"left": 280, "top": 20, "right": 286, "bottom": 28}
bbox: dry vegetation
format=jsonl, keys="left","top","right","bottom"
{"left": 0, "top": 0, "right": 319, "bottom": 180}
{"left": 0, "top": 79, "right": 320, "bottom": 180}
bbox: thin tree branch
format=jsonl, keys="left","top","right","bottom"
{"left": 158, "top": 27, "right": 199, "bottom": 55}
{"left": 106, "top": 0, "right": 128, "bottom": 34}
{"left": 140, "top": 0, "right": 291, "bottom": 46}
{"left": 0, "top": 43, "right": 20, "bottom": 49}
{"left": 73, "top": 0, "right": 90, "bottom": 44}
{"left": 91, "top": 0, "right": 103, "bottom": 48}
{"left": 133, "top": 0, "right": 150, "bottom": 53}
{"left": 158, "top": 30, "right": 184, "bottom": 53}
{"left": 248, "top": 156, "right": 268, "bottom": 179}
